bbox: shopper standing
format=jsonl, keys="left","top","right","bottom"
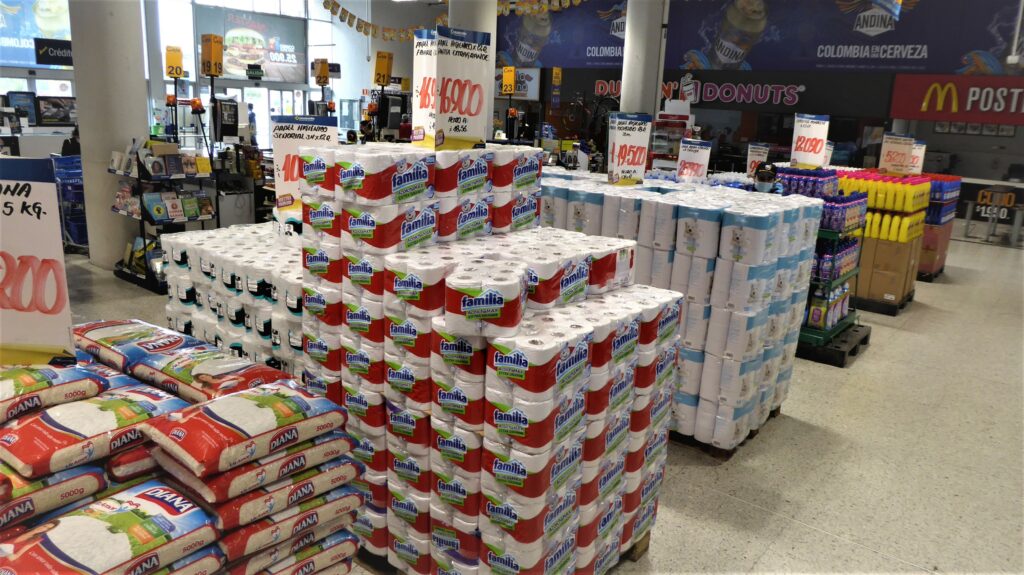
{"left": 61, "top": 126, "right": 80, "bottom": 156}
{"left": 248, "top": 103, "right": 257, "bottom": 145}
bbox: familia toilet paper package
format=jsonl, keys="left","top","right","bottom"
{"left": 143, "top": 382, "right": 347, "bottom": 477}
{"left": 0, "top": 479, "right": 217, "bottom": 575}
{"left": 491, "top": 188, "right": 541, "bottom": 234}
{"left": 72, "top": 319, "right": 207, "bottom": 372}
{"left": 342, "top": 201, "right": 438, "bottom": 255}
{"left": 444, "top": 260, "right": 527, "bottom": 338}
{"left": 435, "top": 149, "right": 492, "bottom": 198}
{"left": 437, "top": 192, "right": 494, "bottom": 242}
{"left": 384, "top": 249, "right": 463, "bottom": 319}
{"left": 486, "top": 315, "right": 593, "bottom": 404}
{"left": 0, "top": 383, "right": 187, "bottom": 478}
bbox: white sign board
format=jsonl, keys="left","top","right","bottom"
{"left": 676, "top": 138, "right": 712, "bottom": 180}
{"left": 434, "top": 26, "right": 492, "bottom": 150}
{"left": 879, "top": 132, "right": 915, "bottom": 175}
{"left": 492, "top": 67, "right": 541, "bottom": 101}
{"left": 746, "top": 142, "right": 770, "bottom": 176}
{"left": 790, "top": 113, "right": 830, "bottom": 168}
{"left": 607, "top": 112, "right": 652, "bottom": 186}
{"left": 0, "top": 158, "right": 72, "bottom": 362}
{"left": 824, "top": 140, "right": 835, "bottom": 166}
{"left": 411, "top": 29, "right": 437, "bottom": 147}
{"left": 910, "top": 140, "right": 927, "bottom": 175}
{"left": 270, "top": 116, "right": 338, "bottom": 231}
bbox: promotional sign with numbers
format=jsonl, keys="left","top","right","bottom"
{"left": 412, "top": 29, "right": 437, "bottom": 147}
{"left": 789, "top": 113, "right": 830, "bottom": 168}
{"left": 201, "top": 34, "right": 223, "bottom": 77}
{"left": 879, "top": 132, "right": 915, "bottom": 175}
{"left": 746, "top": 142, "right": 770, "bottom": 176}
{"left": 501, "top": 66, "right": 515, "bottom": 96}
{"left": 374, "top": 51, "right": 394, "bottom": 86}
{"left": 910, "top": 140, "right": 927, "bottom": 175}
{"left": 607, "top": 112, "right": 652, "bottom": 185}
{"left": 165, "top": 46, "right": 183, "bottom": 79}
{"left": 0, "top": 158, "right": 72, "bottom": 362}
{"left": 677, "top": 138, "right": 712, "bottom": 180}
{"left": 434, "top": 26, "right": 492, "bottom": 150}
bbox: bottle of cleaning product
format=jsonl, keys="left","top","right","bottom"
{"left": 879, "top": 213, "right": 892, "bottom": 241}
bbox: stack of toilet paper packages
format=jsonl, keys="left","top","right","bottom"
{"left": 161, "top": 223, "right": 308, "bottom": 378}
{"left": 141, "top": 381, "right": 364, "bottom": 575}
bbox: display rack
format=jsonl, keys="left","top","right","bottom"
{"left": 52, "top": 155, "right": 88, "bottom": 253}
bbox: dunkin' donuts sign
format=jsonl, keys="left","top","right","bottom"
{"left": 594, "top": 78, "right": 805, "bottom": 107}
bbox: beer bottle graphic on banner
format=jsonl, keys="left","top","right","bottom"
{"left": 709, "top": 0, "right": 767, "bottom": 69}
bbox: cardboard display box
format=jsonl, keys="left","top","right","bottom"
{"left": 918, "top": 221, "right": 954, "bottom": 274}
{"left": 855, "top": 235, "right": 922, "bottom": 303}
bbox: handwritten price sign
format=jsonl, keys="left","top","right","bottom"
{"left": 676, "top": 138, "right": 712, "bottom": 180}
{"left": 910, "top": 140, "right": 926, "bottom": 175}
{"left": 411, "top": 29, "right": 438, "bottom": 147}
{"left": 747, "top": 142, "right": 770, "bottom": 176}
{"left": 879, "top": 132, "right": 915, "bottom": 175}
{"left": 434, "top": 26, "right": 492, "bottom": 150}
{"left": 790, "top": 113, "right": 830, "bottom": 168}
{"left": 607, "top": 112, "right": 652, "bottom": 185}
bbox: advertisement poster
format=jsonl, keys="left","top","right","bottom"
{"left": 0, "top": 0, "right": 71, "bottom": 68}
{"left": 607, "top": 112, "right": 652, "bottom": 185}
{"left": 270, "top": 116, "right": 337, "bottom": 228}
{"left": 746, "top": 142, "right": 770, "bottom": 175}
{"left": 496, "top": 0, "right": 626, "bottom": 68}
{"left": 677, "top": 138, "right": 713, "bottom": 180}
{"left": 0, "top": 158, "right": 73, "bottom": 362}
{"left": 890, "top": 74, "right": 1024, "bottom": 125}
{"left": 35, "top": 96, "right": 76, "bottom": 126}
{"left": 910, "top": 140, "right": 926, "bottom": 175}
{"left": 412, "top": 29, "right": 437, "bottom": 147}
{"left": 879, "top": 132, "right": 915, "bottom": 174}
{"left": 790, "top": 113, "right": 830, "bottom": 168}
{"left": 194, "top": 6, "right": 307, "bottom": 83}
{"left": 434, "top": 26, "right": 492, "bottom": 150}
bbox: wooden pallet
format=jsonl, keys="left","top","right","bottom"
{"left": 796, "top": 324, "right": 871, "bottom": 368}
{"left": 668, "top": 406, "right": 783, "bottom": 460}
{"left": 917, "top": 266, "right": 944, "bottom": 283}
{"left": 852, "top": 290, "right": 914, "bottom": 317}
{"left": 621, "top": 530, "right": 651, "bottom": 563}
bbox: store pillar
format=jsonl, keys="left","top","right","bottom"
{"left": 448, "top": 0, "right": 497, "bottom": 138}
{"left": 620, "top": 0, "right": 668, "bottom": 115}
{"left": 68, "top": 0, "right": 153, "bottom": 269}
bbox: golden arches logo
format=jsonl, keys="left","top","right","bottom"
{"left": 921, "top": 82, "right": 959, "bottom": 113}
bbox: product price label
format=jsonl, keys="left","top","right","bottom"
{"left": 411, "top": 29, "right": 437, "bottom": 147}
{"left": 552, "top": 67, "right": 562, "bottom": 87}
{"left": 746, "top": 142, "right": 770, "bottom": 176}
{"left": 165, "top": 46, "right": 183, "bottom": 79}
{"left": 501, "top": 66, "right": 515, "bottom": 96}
{"left": 434, "top": 26, "right": 492, "bottom": 150}
{"left": 374, "top": 51, "right": 394, "bottom": 86}
{"left": 879, "top": 132, "right": 915, "bottom": 175}
{"left": 200, "top": 34, "right": 223, "bottom": 78}
{"left": 790, "top": 113, "right": 830, "bottom": 168}
{"left": 607, "top": 112, "right": 652, "bottom": 186}
{"left": 676, "top": 138, "right": 712, "bottom": 180}
{"left": 910, "top": 140, "right": 926, "bottom": 175}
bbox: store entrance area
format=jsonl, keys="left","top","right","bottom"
{"left": 64, "top": 236, "right": 1024, "bottom": 572}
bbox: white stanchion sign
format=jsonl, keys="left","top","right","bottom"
{"left": 746, "top": 142, "right": 770, "bottom": 176}
{"left": 677, "top": 138, "right": 712, "bottom": 180}
{"left": 434, "top": 26, "right": 492, "bottom": 150}
{"left": 270, "top": 116, "right": 338, "bottom": 232}
{"left": 790, "top": 113, "right": 830, "bottom": 168}
{"left": 411, "top": 29, "right": 437, "bottom": 147}
{"left": 879, "top": 132, "right": 915, "bottom": 175}
{"left": 607, "top": 112, "right": 652, "bottom": 185}
{"left": 910, "top": 140, "right": 927, "bottom": 175}
{"left": 0, "top": 158, "right": 73, "bottom": 362}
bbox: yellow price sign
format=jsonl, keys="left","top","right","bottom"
{"left": 501, "top": 66, "right": 516, "bottom": 96}
{"left": 200, "top": 34, "right": 223, "bottom": 78}
{"left": 552, "top": 67, "right": 562, "bottom": 87}
{"left": 400, "top": 77, "right": 411, "bottom": 92}
{"left": 313, "top": 58, "right": 329, "bottom": 86}
{"left": 374, "top": 51, "right": 394, "bottom": 86}
{"left": 165, "top": 46, "right": 183, "bottom": 79}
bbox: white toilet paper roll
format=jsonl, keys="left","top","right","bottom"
{"left": 568, "top": 189, "right": 603, "bottom": 236}
{"left": 444, "top": 260, "right": 527, "bottom": 338}
{"left": 541, "top": 184, "right": 568, "bottom": 230}
{"left": 693, "top": 398, "right": 717, "bottom": 444}
{"left": 649, "top": 249, "right": 673, "bottom": 289}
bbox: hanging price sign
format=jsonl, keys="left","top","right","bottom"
{"left": 677, "top": 138, "right": 712, "bottom": 180}
{"left": 790, "top": 113, "right": 830, "bottom": 168}
{"left": 501, "top": 66, "right": 516, "bottom": 96}
{"left": 606, "top": 112, "right": 652, "bottom": 185}
{"left": 879, "top": 132, "right": 915, "bottom": 175}
{"left": 374, "top": 51, "right": 394, "bottom": 86}
{"left": 165, "top": 46, "right": 183, "bottom": 79}
{"left": 200, "top": 34, "right": 223, "bottom": 77}
{"left": 746, "top": 142, "right": 770, "bottom": 176}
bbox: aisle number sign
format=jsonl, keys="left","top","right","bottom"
{"left": 746, "top": 142, "right": 770, "bottom": 176}
{"left": 790, "top": 113, "right": 830, "bottom": 168}
{"left": 201, "top": 34, "right": 223, "bottom": 77}
{"left": 607, "top": 112, "right": 651, "bottom": 185}
{"left": 374, "top": 51, "right": 394, "bottom": 86}
{"left": 879, "top": 132, "right": 915, "bottom": 175}
{"left": 165, "top": 46, "right": 183, "bottom": 79}
{"left": 313, "top": 59, "right": 329, "bottom": 86}
{"left": 677, "top": 138, "right": 712, "bottom": 180}
{"left": 552, "top": 67, "right": 562, "bottom": 87}
{"left": 501, "top": 66, "right": 516, "bottom": 96}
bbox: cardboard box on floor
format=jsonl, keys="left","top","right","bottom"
{"left": 919, "top": 221, "right": 954, "bottom": 274}
{"left": 855, "top": 235, "right": 922, "bottom": 303}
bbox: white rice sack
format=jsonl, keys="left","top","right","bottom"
{"left": 143, "top": 381, "right": 347, "bottom": 477}
{"left": 0, "top": 479, "right": 217, "bottom": 575}
{"left": 223, "top": 516, "right": 355, "bottom": 575}
{"left": 0, "top": 383, "right": 189, "bottom": 478}
{"left": 106, "top": 445, "right": 158, "bottom": 482}
{"left": 72, "top": 319, "right": 206, "bottom": 371}
{"left": 159, "top": 545, "right": 226, "bottom": 575}
{"left": 0, "top": 462, "right": 107, "bottom": 531}
{"left": 131, "top": 346, "right": 294, "bottom": 404}
{"left": 152, "top": 430, "right": 357, "bottom": 503}
{"left": 0, "top": 364, "right": 129, "bottom": 424}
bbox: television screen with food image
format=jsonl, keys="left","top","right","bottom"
{"left": 224, "top": 27, "right": 266, "bottom": 77}
{"left": 195, "top": 5, "right": 306, "bottom": 84}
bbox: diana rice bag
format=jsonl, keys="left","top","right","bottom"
{"left": 0, "top": 364, "right": 133, "bottom": 425}
{"left": 0, "top": 479, "right": 217, "bottom": 575}
{"left": 72, "top": 320, "right": 206, "bottom": 372}
{"left": 0, "top": 384, "right": 189, "bottom": 478}
{"left": 224, "top": 516, "right": 355, "bottom": 575}
{"left": 0, "top": 462, "right": 107, "bottom": 530}
{"left": 107, "top": 445, "right": 159, "bottom": 482}
{"left": 143, "top": 382, "right": 348, "bottom": 477}
{"left": 131, "top": 346, "right": 294, "bottom": 404}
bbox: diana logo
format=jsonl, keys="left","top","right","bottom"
{"left": 126, "top": 554, "right": 161, "bottom": 575}
{"left": 292, "top": 561, "right": 317, "bottom": 575}
{"left": 138, "top": 487, "right": 195, "bottom": 515}
{"left": 544, "top": 535, "right": 576, "bottom": 573}
{"left": 492, "top": 349, "right": 528, "bottom": 370}
{"left": 393, "top": 456, "right": 422, "bottom": 477}
{"left": 393, "top": 274, "right": 423, "bottom": 294}
{"left": 6, "top": 395, "right": 41, "bottom": 420}
{"left": 109, "top": 427, "right": 143, "bottom": 451}
{"left": 308, "top": 205, "right": 334, "bottom": 227}
{"left": 393, "top": 161, "right": 429, "bottom": 194}
{"left": 437, "top": 387, "right": 468, "bottom": 410}
{"left": 400, "top": 208, "right": 436, "bottom": 241}
{"left": 0, "top": 499, "right": 35, "bottom": 528}
{"left": 348, "top": 212, "right": 376, "bottom": 231}
{"left": 278, "top": 455, "right": 308, "bottom": 478}
{"left": 292, "top": 512, "right": 319, "bottom": 534}
{"left": 487, "top": 551, "right": 520, "bottom": 574}
{"left": 460, "top": 289, "right": 503, "bottom": 312}
{"left": 303, "top": 157, "right": 327, "bottom": 177}
{"left": 270, "top": 427, "right": 299, "bottom": 451}
{"left": 492, "top": 458, "right": 527, "bottom": 480}
{"left": 437, "top": 477, "right": 468, "bottom": 499}
{"left": 137, "top": 335, "right": 184, "bottom": 353}
{"left": 436, "top": 435, "right": 467, "bottom": 458}
{"left": 288, "top": 482, "right": 316, "bottom": 505}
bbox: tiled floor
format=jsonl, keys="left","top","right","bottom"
{"left": 68, "top": 236, "right": 1024, "bottom": 573}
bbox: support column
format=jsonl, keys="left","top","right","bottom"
{"left": 620, "top": 0, "right": 667, "bottom": 115}
{"left": 448, "top": 0, "right": 498, "bottom": 139}
{"left": 69, "top": 0, "right": 153, "bottom": 269}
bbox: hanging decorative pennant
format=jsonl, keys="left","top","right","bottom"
{"left": 371, "top": 24, "right": 379, "bottom": 38}
{"left": 328, "top": 0, "right": 339, "bottom": 15}
{"left": 347, "top": 13, "right": 356, "bottom": 26}
{"left": 339, "top": 7, "right": 349, "bottom": 22}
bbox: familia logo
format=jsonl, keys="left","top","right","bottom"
{"left": 512, "top": 155, "right": 540, "bottom": 187}
{"left": 389, "top": 320, "right": 419, "bottom": 341}
{"left": 558, "top": 259, "right": 590, "bottom": 296}
{"left": 460, "top": 289, "right": 504, "bottom": 313}
{"left": 302, "top": 156, "right": 327, "bottom": 178}
{"left": 436, "top": 386, "right": 469, "bottom": 410}
{"left": 436, "top": 434, "right": 468, "bottom": 459}
{"left": 439, "top": 338, "right": 474, "bottom": 363}
{"left": 457, "top": 156, "right": 488, "bottom": 191}
{"left": 393, "top": 160, "right": 430, "bottom": 195}
{"left": 308, "top": 204, "right": 335, "bottom": 228}
{"left": 457, "top": 199, "right": 490, "bottom": 230}
{"left": 347, "top": 259, "right": 374, "bottom": 282}
{"left": 400, "top": 207, "right": 436, "bottom": 242}
{"left": 511, "top": 194, "right": 538, "bottom": 224}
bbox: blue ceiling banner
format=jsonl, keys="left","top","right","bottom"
{"left": 496, "top": 0, "right": 627, "bottom": 69}
{"left": 666, "top": 0, "right": 1022, "bottom": 74}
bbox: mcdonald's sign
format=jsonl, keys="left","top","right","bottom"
{"left": 892, "top": 74, "right": 1024, "bottom": 125}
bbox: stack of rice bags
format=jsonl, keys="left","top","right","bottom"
{"left": 161, "top": 223, "right": 306, "bottom": 377}
{"left": 143, "top": 381, "right": 364, "bottom": 574}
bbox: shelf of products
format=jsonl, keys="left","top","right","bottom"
{"left": 810, "top": 266, "right": 859, "bottom": 290}
{"left": 799, "top": 310, "right": 858, "bottom": 346}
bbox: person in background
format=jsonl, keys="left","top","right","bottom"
{"left": 398, "top": 114, "right": 412, "bottom": 141}
{"left": 753, "top": 161, "right": 782, "bottom": 194}
{"left": 247, "top": 103, "right": 257, "bottom": 145}
{"left": 60, "top": 126, "right": 80, "bottom": 156}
